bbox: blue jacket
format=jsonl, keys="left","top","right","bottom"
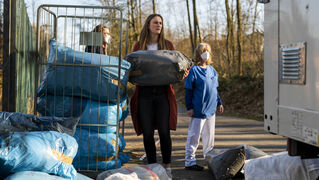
{"left": 184, "top": 65, "right": 222, "bottom": 118}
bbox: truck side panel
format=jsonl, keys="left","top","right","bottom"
{"left": 278, "top": 0, "right": 319, "bottom": 147}
{"left": 264, "top": 0, "right": 279, "bottom": 133}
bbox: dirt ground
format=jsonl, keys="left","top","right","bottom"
{"left": 81, "top": 114, "right": 286, "bottom": 179}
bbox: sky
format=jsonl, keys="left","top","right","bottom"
{"left": 25, "top": 0, "right": 264, "bottom": 40}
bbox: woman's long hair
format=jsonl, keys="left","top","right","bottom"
{"left": 92, "top": 24, "right": 108, "bottom": 32}
{"left": 139, "top": 14, "right": 168, "bottom": 50}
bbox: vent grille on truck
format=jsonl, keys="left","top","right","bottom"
{"left": 279, "top": 42, "right": 306, "bottom": 85}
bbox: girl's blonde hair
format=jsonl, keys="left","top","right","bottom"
{"left": 193, "top": 43, "right": 212, "bottom": 65}
{"left": 139, "top": 14, "right": 169, "bottom": 50}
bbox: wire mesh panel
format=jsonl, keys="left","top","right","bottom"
{"left": 0, "top": 0, "right": 3, "bottom": 112}
{"left": 36, "top": 4, "right": 130, "bottom": 171}
{"left": 2, "top": 0, "right": 36, "bottom": 113}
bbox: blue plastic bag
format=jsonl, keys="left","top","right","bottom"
{"left": 37, "top": 96, "right": 129, "bottom": 133}
{"left": 80, "top": 97, "right": 129, "bottom": 133}
{"left": 0, "top": 131, "right": 78, "bottom": 179}
{"left": 73, "top": 152, "right": 129, "bottom": 171}
{"left": 37, "top": 38, "right": 131, "bottom": 102}
{"left": 37, "top": 95, "right": 87, "bottom": 117}
{"left": 5, "top": 171, "right": 93, "bottom": 180}
{"left": 73, "top": 128, "right": 127, "bottom": 171}
{"left": 73, "top": 128, "right": 125, "bottom": 159}
{"left": 5, "top": 171, "right": 66, "bottom": 180}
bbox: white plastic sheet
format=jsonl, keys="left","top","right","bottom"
{"left": 97, "top": 163, "right": 169, "bottom": 180}
{"left": 244, "top": 151, "right": 319, "bottom": 180}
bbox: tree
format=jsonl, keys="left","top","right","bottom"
{"left": 236, "top": 0, "right": 242, "bottom": 75}
{"left": 225, "top": 0, "right": 232, "bottom": 76}
{"left": 152, "top": 0, "right": 156, "bottom": 14}
{"left": 186, "top": 0, "right": 194, "bottom": 52}
{"left": 192, "top": 0, "right": 202, "bottom": 45}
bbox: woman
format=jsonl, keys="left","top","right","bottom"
{"left": 130, "top": 14, "right": 177, "bottom": 178}
{"left": 85, "top": 24, "right": 110, "bottom": 55}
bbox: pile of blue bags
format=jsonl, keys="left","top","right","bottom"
{"left": 0, "top": 112, "right": 99, "bottom": 179}
{"left": 36, "top": 39, "right": 131, "bottom": 171}
{"left": 0, "top": 130, "right": 79, "bottom": 179}
{"left": 0, "top": 39, "right": 131, "bottom": 179}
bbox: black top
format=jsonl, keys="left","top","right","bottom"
{"left": 85, "top": 46, "right": 104, "bottom": 54}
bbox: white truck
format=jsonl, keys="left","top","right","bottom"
{"left": 261, "top": 0, "right": 319, "bottom": 157}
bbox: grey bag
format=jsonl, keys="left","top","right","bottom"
{"left": 206, "top": 146, "right": 246, "bottom": 180}
{"left": 206, "top": 145, "right": 267, "bottom": 180}
{"left": 0, "top": 112, "right": 79, "bottom": 136}
{"left": 124, "top": 50, "right": 193, "bottom": 86}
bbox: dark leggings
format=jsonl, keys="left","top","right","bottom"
{"left": 138, "top": 86, "right": 172, "bottom": 164}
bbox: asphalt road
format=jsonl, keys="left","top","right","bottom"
{"left": 121, "top": 114, "right": 287, "bottom": 180}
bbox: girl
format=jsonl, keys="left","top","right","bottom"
{"left": 184, "top": 43, "right": 224, "bottom": 171}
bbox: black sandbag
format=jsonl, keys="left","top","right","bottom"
{"left": 206, "top": 146, "right": 246, "bottom": 180}
{"left": 233, "top": 145, "right": 268, "bottom": 178}
{"left": 239, "top": 144, "right": 267, "bottom": 160}
{"left": 124, "top": 50, "right": 193, "bottom": 86}
{"left": 0, "top": 112, "right": 79, "bottom": 136}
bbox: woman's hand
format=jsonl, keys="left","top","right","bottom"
{"left": 186, "top": 109, "right": 193, "bottom": 117}
{"left": 217, "top": 105, "right": 224, "bottom": 114}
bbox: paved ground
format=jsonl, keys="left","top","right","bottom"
{"left": 121, "top": 114, "right": 287, "bottom": 180}
{"left": 81, "top": 114, "right": 287, "bottom": 179}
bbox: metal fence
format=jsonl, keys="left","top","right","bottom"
{"left": 2, "top": 0, "right": 130, "bottom": 172}
{"left": 36, "top": 4, "right": 129, "bottom": 171}
{"left": 2, "top": 0, "right": 36, "bottom": 113}
{"left": 0, "top": 0, "right": 3, "bottom": 112}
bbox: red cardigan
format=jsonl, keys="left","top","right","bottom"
{"left": 130, "top": 40, "right": 178, "bottom": 136}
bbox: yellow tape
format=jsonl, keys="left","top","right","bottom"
{"left": 93, "top": 156, "right": 115, "bottom": 161}
{"left": 52, "top": 150, "right": 73, "bottom": 165}
{"left": 91, "top": 140, "right": 119, "bottom": 162}
{"left": 111, "top": 139, "right": 116, "bottom": 146}
{"left": 111, "top": 139, "right": 119, "bottom": 152}
{"left": 112, "top": 79, "right": 126, "bottom": 90}
{"left": 122, "top": 102, "right": 127, "bottom": 111}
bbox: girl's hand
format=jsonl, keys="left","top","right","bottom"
{"left": 183, "top": 68, "right": 190, "bottom": 79}
{"left": 186, "top": 109, "right": 193, "bottom": 117}
{"left": 217, "top": 105, "right": 224, "bottom": 114}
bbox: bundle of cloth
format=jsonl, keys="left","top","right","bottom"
{"left": 37, "top": 38, "right": 131, "bottom": 102}
{"left": 0, "top": 112, "right": 96, "bottom": 180}
{"left": 0, "top": 131, "right": 78, "bottom": 179}
{"left": 72, "top": 128, "right": 129, "bottom": 170}
{"left": 125, "top": 50, "right": 193, "bottom": 86}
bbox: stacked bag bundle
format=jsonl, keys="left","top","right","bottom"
{"left": 73, "top": 128, "right": 129, "bottom": 170}
{"left": 0, "top": 112, "right": 80, "bottom": 179}
{"left": 124, "top": 50, "right": 193, "bottom": 86}
{"left": 36, "top": 39, "right": 131, "bottom": 171}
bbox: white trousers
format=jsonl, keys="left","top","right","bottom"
{"left": 185, "top": 115, "right": 216, "bottom": 167}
